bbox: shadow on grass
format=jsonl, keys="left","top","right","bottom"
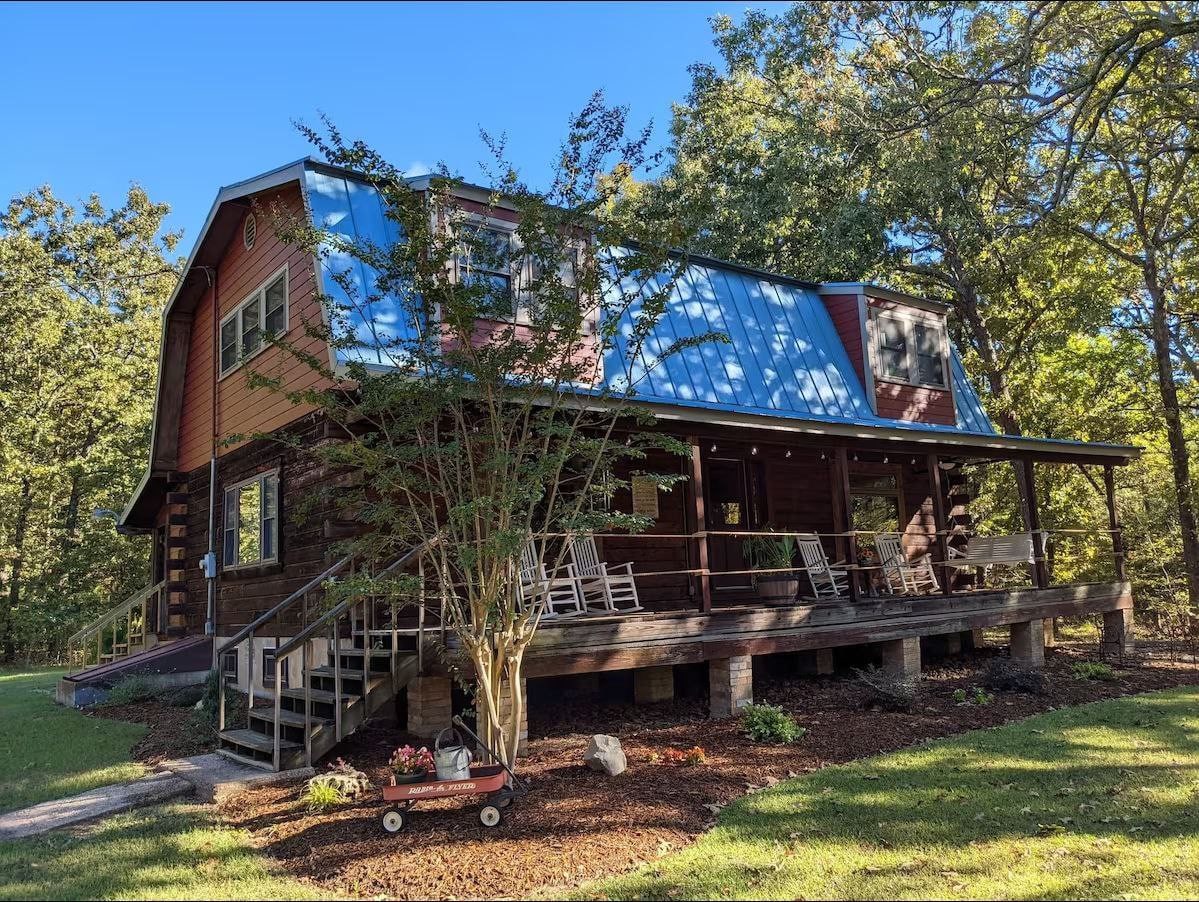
{"left": 582, "top": 688, "right": 1199, "bottom": 901}
{"left": 0, "top": 803, "right": 326, "bottom": 901}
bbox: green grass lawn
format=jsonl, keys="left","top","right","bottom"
{"left": 0, "top": 804, "right": 330, "bottom": 900}
{"left": 0, "top": 669, "right": 148, "bottom": 813}
{"left": 581, "top": 687, "right": 1199, "bottom": 901}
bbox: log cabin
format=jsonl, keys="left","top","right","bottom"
{"left": 57, "top": 158, "right": 1139, "bottom": 770}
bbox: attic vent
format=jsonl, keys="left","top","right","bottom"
{"left": 243, "top": 213, "right": 257, "bottom": 250}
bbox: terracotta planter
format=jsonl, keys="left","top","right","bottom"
{"left": 754, "top": 575, "right": 800, "bottom": 604}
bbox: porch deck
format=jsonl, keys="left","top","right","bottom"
{"left": 519, "top": 581, "right": 1132, "bottom": 678}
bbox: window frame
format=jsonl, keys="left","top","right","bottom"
{"left": 869, "top": 307, "right": 950, "bottom": 390}
{"left": 221, "top": 469, "right": 280, "bottom": 571}
{"left": 218, "top": 264, "right": 290, "bottom": 379}
{"left": 455, "top": 219, "right": 517, "bottom": 319}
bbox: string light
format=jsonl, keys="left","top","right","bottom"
{"left": 751, "top": 446, "right": 759, "bottom": 455}
{"left": 710, "top": 443, "right": 717, "bottom": 452}
{"left": 883, "top": 455, "right": 889, "bottom": 464}
{"left": 785, "top": 449, "right": 792, "bottom": 458}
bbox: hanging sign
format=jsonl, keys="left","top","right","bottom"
{"left": 631, "top": 475, "right": 660, "bottom": 519}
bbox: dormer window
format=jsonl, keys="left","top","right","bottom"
{"left": 872, "top": 309, "right": 948, "bottom": 389}
{"left": 457, "top": 224, "right": 515, "bottom": 317}
{"left": 219, "top": 265, "right": 288, "bottom": 377}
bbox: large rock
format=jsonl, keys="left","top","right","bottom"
{"left": 583, "top": 734, "right": 626, "bottom": 776}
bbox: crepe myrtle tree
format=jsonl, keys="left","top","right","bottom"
{"left": 252, "top": 96, "right": 724, "bottom": 765}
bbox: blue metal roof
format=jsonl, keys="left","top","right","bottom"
{"left": 304, "top": 164, "right": 998, "bottom": 438}
{"left": 602, "top": 249, "right": 997, "bottom": 437}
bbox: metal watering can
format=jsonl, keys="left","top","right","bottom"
{"left": 433, "top": 726, "right": 472, "bottom": 781}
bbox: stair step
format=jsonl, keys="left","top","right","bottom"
{"left": 219, "top": 728, "right": 300, "bottom": 753}
{"left": 279, "top": 686, "right": 360, "bottom": 705}
{"left": 248, "top": 707, "right": 332, "bottom": 729}
{"left": 307, "top": 666, "right": 367, "bottom": 681}
{"left": 336, "top": 648, "right": 395, "bottom": 658}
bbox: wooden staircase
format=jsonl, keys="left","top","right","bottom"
{"left": 66, "top": 581, "right": 167, "bottom": 675}
{"left": 216, "top": 542, "right": 436, "bottom": 771}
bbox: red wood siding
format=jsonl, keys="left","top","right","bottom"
{"left": 819, "top": 293, "right": 866, "bottom": 385}
{"left": 866, "top": 295, "right": 957, "bottom": 427}
{"left": 176, "top": 184, "right": 331, "bottom": 472}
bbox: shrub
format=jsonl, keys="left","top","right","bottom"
{"left": 1072, "top": 661, "right": 1117, "bottom": 681}
{"left": 300, "top": 781, "right": 347, "bottom": 811}
{"left": 102, "top": 675, "right": 158, "bottom": 706}
{"left": 301, "top": 758, "right": 372, "bottom": 810}
{"left": 982, "top": 659, "right": 1048, "bottom": 694}
{"left": 742, "top": 703, "right": 807, "bottom": 743}
{"left": 954, "top": 686, "right": 994, "bottom": 706}
{"left": 164, "top": 684, "right": 206, "bottom": 707}
{"left": 854, "top": 666, "right": 920, "bottom": 712}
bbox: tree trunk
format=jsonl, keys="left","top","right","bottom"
{"left": 1148, "top": 283, "right": 1199, "bottom": 614}
{"left": 2, "top": 477, "right": 33, "bottom": 663}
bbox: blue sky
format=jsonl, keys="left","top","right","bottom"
{"left": 1, "top": 1, "right": 784, "bottom": 248}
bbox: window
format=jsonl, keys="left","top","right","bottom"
{"left": 262, "top": 648, "right": 288, "bottom": 688}
{"left": 222, "top": 471, "right": 279, "bottom": 569}
{"left": 873, "top": 311, "right": 948, "bottom": 388}
{"left": 849, "top": 471, "right": 902, "bottom": 534}
{"left": 220, "top": 649, "right": 238, "bottom": 684}
{"left": 218, "top": 266, "right": 288, "bottom": 376}
{"left": 457, "top": 224, "right": 514, "bottom": 316}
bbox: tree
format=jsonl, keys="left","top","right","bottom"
{"left": 0, "top": 186, "right": 178, "bottom": 661}
{"left": 259, "top": 97, "right": 715, "bottom": 765}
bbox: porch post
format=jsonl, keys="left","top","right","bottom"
{"left": 926, "top": 454, "right": 952, "bottom": 595}
{"left": 687, "top": 437, "right": 712, "bottom": 612}
{"left": 1019, "top": 458, "right": 1050, "bottom": 589}
{"left": 833, "top": 447, "right": 860, "bottom": 602}
{"left": 1102, "top": 464, "right": 1127, "bottom": 581}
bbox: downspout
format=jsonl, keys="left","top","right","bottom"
{"left": 196, "top": 265, "right": 219, "bottom": 639}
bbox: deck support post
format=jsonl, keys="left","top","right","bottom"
{"left": 1102, "top": 465, "right": 1127, "bottom": 581}
{"left": 832, "top": 448, "right": 861, "bottom": 602}
{"left": 927, "top": 454, "right": 953, "bottom": 594}
{"left": 633, "top": 665, "right": 675, "bottom": 705}
{"left": 1043, "top": 619, "right": 1057, "bottom": 648}
{"left": 880, "top": 637, "right": 921, "bottom": 679}
{"left": 709, "top": 655, "right": 753, "bottom": 718}
{"left": 971, "top": 628, "right": 986, "bottom": 648}
{"left": 1010, "top": 618, "right": 1046, "bottom": 668}
{"left": 1019, "top": 459, "right": 1051, "bottom": 589}
{"left": 406, "top": 675, "right": 453, "bottom": 739}
{"left": 687, "top": 437, "right": 712, "bottom": 613}
{"left": 1102, "top": 608, "right": 1135, "bottom": 660}
{"left": 814, "top": 647, "right": 835, "bottom": 675}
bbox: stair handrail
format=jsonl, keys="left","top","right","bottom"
{"left": 67, "top": 580, "right": 166, "bottom": 674}
{"left": 214, "top": 554, "right": 354, "bottom": 661}
{"left": 267, "top": 537, "right": 439, "bottom": 770}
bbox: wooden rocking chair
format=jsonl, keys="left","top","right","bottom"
{"left": 796, "top": 534, "right": 849, "bottom": 600}
{"left": 518, "top": 543, "right": 585, "bottom": 619}
{"left": 875, "top": 532, "right": 939, "bottom": 595}
{"left": 567, "top": 534, "right": 644, "bottom": 614}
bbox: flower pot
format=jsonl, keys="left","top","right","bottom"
{"left": 754, "top": 575, "right": 800, "bottom": 604}
{"left": 391, "top": 768, "right": 428, "bottom": 785}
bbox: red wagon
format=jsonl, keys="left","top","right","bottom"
{"left": 379, "top": 717, "right": 526, "bottom": 833}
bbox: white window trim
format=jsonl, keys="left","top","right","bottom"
{"left": 218, "top": 263, "right": 290, "bottom": 379}
{"left": 221, "top": 469, "right": 280, "bottom": 571}
{"left": 869, "top": 307, "right": 950, "bottom": 390}
{"left": 451, "top": 214, "right": 590, "bottom": 330}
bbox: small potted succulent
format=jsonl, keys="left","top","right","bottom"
{"left": 389, "top": 745, "right": 434, "bottom": 784}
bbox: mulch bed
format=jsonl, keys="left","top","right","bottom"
{"left": 87, "top": 702, "right": 215, "bottom": 764}
{"left": 219, "top": 643, "right": 1198, "bottom": 901}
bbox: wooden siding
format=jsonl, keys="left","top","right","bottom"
{"left": 819, "top": 293, "right": 866, "bottom": 386}
{"left": 176, "top": 184, "right": 330, "bottom": 473}
{"left": 867, "top": 295, "right": 957, "bottom": 427}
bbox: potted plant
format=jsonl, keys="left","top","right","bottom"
{"left": 742, "top": 532, "right": 800, "bottom": 603}
{"left": 389, "top": 745, "right": 434, "bottom": 784}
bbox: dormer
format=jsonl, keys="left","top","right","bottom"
{"left": 817, "top": 283, "right": 956, "bottom": 426}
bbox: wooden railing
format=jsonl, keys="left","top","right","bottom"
{"left": 67, "top": 580, "right": 166, "bottom": 675}
{"left": 216, "top": 539, "right": 438, "bottom": 769}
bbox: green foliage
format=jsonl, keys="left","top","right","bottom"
{"left": 1072, "top": 661, "right": 1118, "bottom": 682}
{"left": 741, "top": 534, "right": 797, "bottom": 572}
{"left": 100, "top": 675, "right": 158, "bottom": 707}
{"left": 741, "top": 703, "right": 806, "bottom": 744}
{"left": 301, "top": 758, "right": 371, "bottom": 811}
{"left": 954, "top": 686, "right": 994, "bottom": 707}
{"left": 0, "top": 186, "right": 179, "bottom": 663}
{"left": 579, "top": 688, "right": 1199, "bottom": 900}
{"left": 299, "top": 781, "right": 347, "bottom": 812}
{"left": 854, "top": 665, "right": 920, "bottom": 712}
{"left": 269, "top": 98, "right": 714, "bottom": 765}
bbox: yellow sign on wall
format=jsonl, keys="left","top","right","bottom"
{"left": 631, "top": 475, "right": 660, "bottom": 519}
